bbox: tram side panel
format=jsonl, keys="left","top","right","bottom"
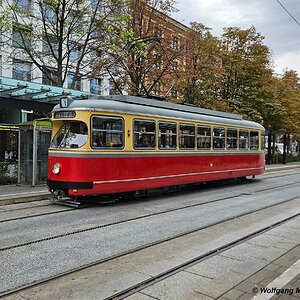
{"left": 47, "top": 152, "right": 264, "bottom": 197}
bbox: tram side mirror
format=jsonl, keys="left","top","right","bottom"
{"left": 60, "top": 96, "right": 73, "bottom": 108}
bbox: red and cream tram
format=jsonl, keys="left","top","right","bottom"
{"left": 47, "top": 95, "right": 265, "bottom": 200}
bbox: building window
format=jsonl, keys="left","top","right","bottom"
{"left": 42, "top": 68, "right": 58, "bottom": 86}
{"left": 68, "top": 42, "right": 81, "bottom": 63}
{"left": 43, "top": 3, "right": 56, "bottom": 20}
{"left": 90, "top": 78, "right": 102, "bottom": 95}
{"left": 153, "top": 53, "right": 162, "bottom": 69}
{"left": 109, "top": 81, "right": 117, "bottom": 95}
{"left": 179, "top": 124, "right": 195, "bottom": 149}
{"left": 213, "top": 127, "right": 225, "bottom": 149}
{"left": 67, "top": 73, "right": 81, "bottom": 90}
{"left": 171, "top": 36, "right": 179, "bottom": 51}
{"left": 158, "top": 122, "right": 177, "bottom": 149}
{"left": 152, "top": 82, "right": 161, "bottom": 96}
{"left": 155, "top": 27, "right": 164, "bottom": 40}
{"left": 43, "top": 37, "right": 58, "bottom": 56}
{"left": 171, "top": 60, "right": 178, "bottom": 71}
{"left": 15, "top": 0, "right": 32, "bottom": 10}
{"left": 12, "top": 60, "right": 31, "bottom": 81}
{"left": 12, "top": 24, "right": 31, "bottom": 48}
{"left": 133, "top": 120, "right": 156, "bottom": 149}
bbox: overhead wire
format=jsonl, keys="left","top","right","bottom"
{"left": 275, "top": 0, "right": 300, "bottom": 27}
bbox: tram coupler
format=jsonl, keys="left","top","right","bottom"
{"left": 52, "top": 189, "right": 66, "bottom": 200}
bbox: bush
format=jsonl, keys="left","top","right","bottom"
{"left": 0, "top": 162, "right": 17, "bottom": 185}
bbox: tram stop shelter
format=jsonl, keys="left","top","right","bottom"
{"left": 0, "top": 76, "right": 96, "bottom": 185}
{"left": 18, "top": 119, "right": 52, "bottom": 186}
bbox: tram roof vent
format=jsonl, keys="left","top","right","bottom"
{"left": 102, "top": 95, "right": 243, "bottom": 121}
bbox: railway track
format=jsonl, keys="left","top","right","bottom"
{"left": 1, "top": 194, "right": 300, "bottom": 297}
{"left": 1, "top": 179, "right": 300, "bottom": 252}
{"left": 105, "top": 212, "right": 300, "bottom": 300}
{"left": 1, "top": 168, "right": 300, "bottom": 224}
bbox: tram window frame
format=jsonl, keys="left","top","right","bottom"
{"left": 179, "top": 124, "right": 195, "bottom": 150}
{"left": 239, "top": 129, "right": 249, "bottom": 150}
{"left": 158, "top": 122, "right": 177, "bottom": 150}
{"left": 91, "top": 115, "right": 124, "bottom": 149}
{"left": 197, "top": 126, "right": 211, "bottom": 150}
{"left": 261, "top": 131, "right": 265, "bottom": 151}
{"left": 227, "top": 128, "right": 238, "bottom": 150}
{"left": 133, "top": 119, "right": 156, "bottom": 149}
{"left": 250, "top": 131, "right": 259, "bottom": 150}
{"left": 50, "top": 121, "right": 88, "bottom": 149}
{"left": 213, "top": 127, "right": 225, "bottom": 150}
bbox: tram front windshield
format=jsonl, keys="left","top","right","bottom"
{"left": 51, "top": 121, "right": 88, "bottom": 149}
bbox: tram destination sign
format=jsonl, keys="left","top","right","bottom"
{"left": 54, "top": 111, "right": 76, "bottom": 118}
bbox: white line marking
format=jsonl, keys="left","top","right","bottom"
{"left": 252, "top": 259, "right": 300, "bottom": 299}
{"left": 94, "top": 167, "right": 264, "bottom": 184}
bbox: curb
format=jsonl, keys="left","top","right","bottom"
{"left": 0, "top": 193, "right": 52, "bottom": 206}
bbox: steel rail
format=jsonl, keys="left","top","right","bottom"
{"left": 1, "top": 178, "right": 300, "bottom": 251}
{"left": 1, "top": 194, "right": 300, "bottom": 297}
{"left": 105, "top": 212, "right": 300, "bottom": 300}
{"left": 1, "top": 180, "right": 300, "bottom": 251}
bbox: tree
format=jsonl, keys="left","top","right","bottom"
{"left": 220, "top": 26, "right": 273, "bottom": 121}
{"left": 97, "top": 0, "right": 182, "bottom": 97}
{"left": 177, "top": 22, "right": 227, "bottom": 110}
{"left": 1, "top": 0, "right": 127, "bottom": 88}
{"left": 275, "top": 70, "right": 300, "bottom": 136}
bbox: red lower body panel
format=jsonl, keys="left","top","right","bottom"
{"left": 47, "top": 153, "right": 265, "bottom": 196}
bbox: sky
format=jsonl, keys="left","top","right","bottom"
{"left": 172, "top": 0, "right": 300, "bottom": 75}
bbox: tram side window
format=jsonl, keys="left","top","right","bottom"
{"left": 197, "top": 126, "right": 211, "bottom": 149}
{"left": 134, "top": 120, "right": 156, "bottom": 149}
{"left": 179, "top": 125, "right": 195, "bottom": 149}
{"left": 250, "top": 131, "right": 259, "bottom": 150}
{"left": 91, "top": 116, "right": 124, "bottom": 148}
{"left": 213, "top": 127, "right": 225, "bottom": 149}
{"left": 239, "top": 130, "right": 249, "bottom": 150}
{"left": 227, "top": 128, "right": 238, "bottom": 150}
{"left": 159, "top": 122, "right": 177, "bottom": 149}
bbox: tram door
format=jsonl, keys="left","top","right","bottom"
{"left": 18, "top": 120, "right": 51, "bottom": 185}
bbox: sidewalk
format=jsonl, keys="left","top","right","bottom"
{"left": 0, "top": 184, "right": 51, "bottom": 206}
{"left": 0, "top": 162, "right": 299, "bottom": 206}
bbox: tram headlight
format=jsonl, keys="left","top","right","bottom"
{"left": 52, "top": 163, "right": 61, "bottom": 175}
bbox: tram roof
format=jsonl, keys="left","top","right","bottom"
{"left": 53, "top": 95, "right": 264, "bottom": 130}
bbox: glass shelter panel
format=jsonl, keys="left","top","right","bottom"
{"left": 36, "top": 130, "right": 51, "bottom": 183}
{"left": 19, "top": 122, "right": 51, "bottom": 185}
{"left": 19, "top": 128, "right": 33, "bottom": 184}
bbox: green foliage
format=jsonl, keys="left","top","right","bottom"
{"left": 0, "top": 163, "right": 17, "bottom": 185}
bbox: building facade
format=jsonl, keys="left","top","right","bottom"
{"left": 0, "top": 0, "right": 191, "bottom": 165}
